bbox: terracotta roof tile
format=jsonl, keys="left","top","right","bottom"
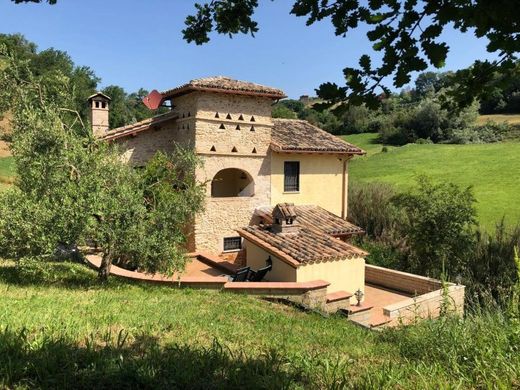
{"left": 255, "top": 205, "right": 364, "bottom": 237}
{"left": 271, "top": 119, "right": 365, "bottom": 155}
{"left": 99, "top": 111, "right": 178, "bottom": 141}
{"left": 273, "top": 203, "right": 297, "bottom": 219}
{"left": 237, "top": 225, "right": 367, "bottom": 267}
{"left": 161, "top": 76, "right": 286, "bottom": 99}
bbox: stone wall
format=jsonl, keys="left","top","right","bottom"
{"left": 116, "top": 93, "right": 197, "bottom": 166}
{"left": 194, "top": 92, "right": 273, "bottom": 157}
{"left": 365, "top": 264, "right": 442, "bottom": 295}
{"left": 195, "top": 153, "right": 271, "bottom": 252}
{"left": 383, "top": 284, "right": 465, "bottom": 325}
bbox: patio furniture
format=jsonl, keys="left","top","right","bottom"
{"left": 248, "top": 264, "right": 272, "bottom": 282}
{"left": 248, "top": 256, "right": 273, "bottom": 282}
{"left": 231, "top": 266, "right": 251, "bottom": 282}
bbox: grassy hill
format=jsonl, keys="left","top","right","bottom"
{"left": 344, "top": 133, "right": 520, "bottom": 230}
{"left": 0, "top": 259, "right": 517, "bottom": 389}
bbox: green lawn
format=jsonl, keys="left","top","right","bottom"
{"left": 344, "top": 133, "right": 520, "bottom": 230}
{"left": 0, "top": 156, "right": 14, "bottom": 190}
{"left": 0, "top": 259, "right": 517, "bottom": 389}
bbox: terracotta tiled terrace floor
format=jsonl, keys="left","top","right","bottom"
{"left": 363, "top": 283, "right": 413, "bottom": 327}
{"left": 174, "top": 258, "right": 228, "bottom": 278}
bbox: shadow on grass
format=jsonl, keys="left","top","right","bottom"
{"left": 0, "top": 328, "right": 306, "bottom": 389}
{"left": 0, "top": 260, "right": 125, "bottom": 290}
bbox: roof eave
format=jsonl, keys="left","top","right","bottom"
{"left": 162, "top": 85, "right": 286, "bottom": 100}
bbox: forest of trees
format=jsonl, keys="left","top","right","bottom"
{"left": 0, "top": 33, "right": 162, "bottom": 131}
{"left": 273, "top": 65, "right": 520, "bottom": 145}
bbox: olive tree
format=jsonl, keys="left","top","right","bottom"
{"left": 0, "top": 49, "right": 205, "bottom": 280}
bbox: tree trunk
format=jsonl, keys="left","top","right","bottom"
{"left": 98, "top": 250, "right": 113, "bottom": 281}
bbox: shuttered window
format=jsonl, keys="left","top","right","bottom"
{"left": 284, "top": 161, "right": 300, "bottom": 192}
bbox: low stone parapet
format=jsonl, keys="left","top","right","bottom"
{"left": 365, "top": 264, "right": 442, "bottom": 295}
{"left": 224, "top": 280, "right": 330, "bottom": 310}
{"left": 383, "top": 284, "right": 465, "bottom": 325}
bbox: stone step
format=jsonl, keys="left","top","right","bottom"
{"left": 325, "top": 291, "right": 353, "bottom": 313}
{"left": 369, "top": 311, "right": 393, "bottom": 328}
{"left": 326, "top": 290, "right": 353, "bottom": 303}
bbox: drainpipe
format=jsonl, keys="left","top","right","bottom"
{"left": 341, "top": 157, "right": 348, "bottom": 219}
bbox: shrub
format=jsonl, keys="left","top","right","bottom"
{"left": 466, "top": 221, "right": 520, "bottom": 306}
{"left": 451, "top": 121, "right": 510, "bottom": 144}
{"left": 348, "top": 182, "right": 401, "bottom": 239}
{"left": 392, "top": 176, "right": 477, "bottom": 279}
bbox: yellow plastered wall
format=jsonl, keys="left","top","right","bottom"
{"left": 244, "top": 241, "right": 297, "bottom": 282}
{"left": 297, "top": 257, "right": 365, "bottom": 302}
{"left": 271, "top": 153, "right": 347, "bottom": 216}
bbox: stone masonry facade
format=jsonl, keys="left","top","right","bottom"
{"left": 114, "top": 89, "right": 274, "bottom": 254}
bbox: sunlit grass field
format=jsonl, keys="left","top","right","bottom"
{"left": 344, "top": 133, "right": 520, "bottom": 230}
{"left": 0, "top": 259, "right": 518, "bottom": 389}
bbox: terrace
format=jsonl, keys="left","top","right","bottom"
{"left": 85, "top": 253, "right": 464, "bottom": 329}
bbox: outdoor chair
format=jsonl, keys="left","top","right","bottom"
{"left": 231, "top": 266, "right": 251, "bottom": 282}
{"left": 248, "top": 264, "right": 272, "bottom": 282}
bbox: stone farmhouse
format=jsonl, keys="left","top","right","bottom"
{"left": 86, "top": 77, "right": 465, "bottom": 328}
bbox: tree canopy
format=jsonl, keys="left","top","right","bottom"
{"left": 181, "top": 0, "right": 519, "bottom": 110}
{"left": 0, "top": 33, "right": 162, "bottom": 129}
{"left": 0, "top": 48, "right": 205, "bottom": 280}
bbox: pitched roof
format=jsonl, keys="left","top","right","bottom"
{"left": 161, "top": 76, "right": 286, "bottom": 100}
{"left": 255, "top": 205, "right": 364, "bottom": 237}
{"left": 271, "top": 119, "right": 365, "bottom": 155}
{"left": 99, "top": 111, "right": 178, "bottom": 141}
{"left": 273, "top": 203, "right": 297, "bottom": 219}
{"left": 88, "top": 92, "right": 112, "bottom": 101}
{"left": 237, "top": 225, "right": 367, "bottom": 267}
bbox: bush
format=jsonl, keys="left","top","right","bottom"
{"left": 450, "top": 121, "right": 510, "bottom": 144}
{"left": 466, "top": 221, "right": 520, "bottom": 306}
{"left": 393, "top": 176, "right": 477, "bottom": 279}
{"left": 348, "top": 182, "right": 401, "bottom": 239}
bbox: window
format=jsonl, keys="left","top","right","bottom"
{"left": 284, "top": 161, "right": 300, "bottom": 192}
{"left": 101, "top": 101, "right": 106, "bottom": 109}
{"left": 95, "top": 101, "right": 100, "bottom": 108}
{"left": 224, "top": 237, "right": 242, "bottom": 251}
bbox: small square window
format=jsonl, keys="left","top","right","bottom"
{"left": 224, "top": 237, "right": 242, "bottom": 251}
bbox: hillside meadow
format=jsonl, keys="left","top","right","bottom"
{"left": 345, "top": 133, "right": 520, "bottom": 230}
{"left": 0, "top": 259, "right": 518, "bottom": 389}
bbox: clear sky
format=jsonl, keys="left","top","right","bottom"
{"left": 0, "top": 0, "right": 498, "bottom": 99}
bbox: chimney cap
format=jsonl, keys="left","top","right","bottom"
{"left": 87, "top": 92, "right": 112, "bottom": 102}
{"left": 273, "top": 203, "right": 297, "bottom": 219}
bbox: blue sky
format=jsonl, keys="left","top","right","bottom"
{"left": 0, "top": 0, "right": 497, "bottom": 99}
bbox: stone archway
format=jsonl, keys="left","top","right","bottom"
{"left": 211, "top": 168, "right": 255, "bottom": 197}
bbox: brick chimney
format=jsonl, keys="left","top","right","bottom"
{"left": 88, "top": 92, "right": 111, "bottom": 137}
{"left": 272, "top": 203, "right": 300, "bottom": 234}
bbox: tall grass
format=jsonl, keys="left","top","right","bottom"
{"left": 0, "top": 259, "right": 519, "bottom": 389}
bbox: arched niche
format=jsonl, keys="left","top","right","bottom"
{"left": 211, "top": 168, "right": 255, "bottom": 197}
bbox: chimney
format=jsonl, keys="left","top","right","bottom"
{"left": 88, "top": 92, "right": 111, "bottom": 137}
{"left": 272, "top": 203, "right": 300, "bottom": 234}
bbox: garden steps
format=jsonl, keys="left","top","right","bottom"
{"left": 325, "top": 290, "right": 353, "bottom": 313}
{"left": 369, "top": 310, "right": 393, "bottom": 328}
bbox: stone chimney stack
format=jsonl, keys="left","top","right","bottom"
{"left": 88, "top": 92, "right": 111, "bottom": 137}
{"left": 272, "top": 203, "right": 300, "bottom": 235}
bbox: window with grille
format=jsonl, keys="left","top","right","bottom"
{"left": 284, "top": 161, "right": 300, "bottom": 192}
{"left": 224, "top": 237, "right": 242, "bottom": 251}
